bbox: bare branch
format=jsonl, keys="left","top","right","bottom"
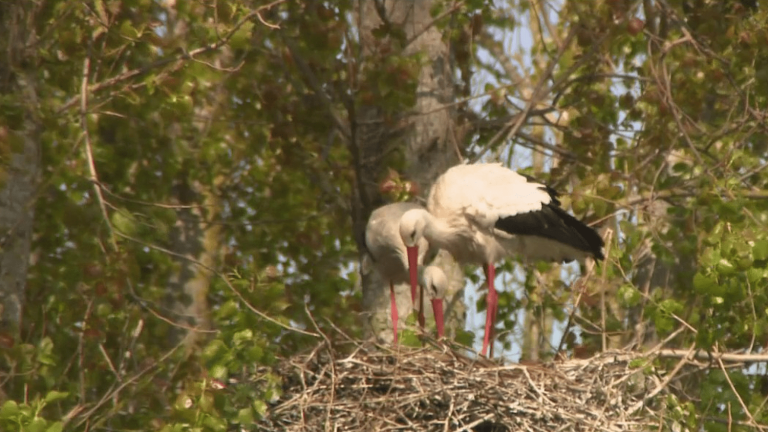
{"left": 80, "top": 38, "right": 118, "bottom": 251}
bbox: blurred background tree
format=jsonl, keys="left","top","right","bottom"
{"left": 2, "top": 0, "right": 768, "bottom": 430}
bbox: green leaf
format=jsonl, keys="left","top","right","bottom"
{"left": 95, "top": 302, "right": 113, "bottom": 318}
{"left": 238, "top": 407, "right": 255, "bottom": 424}
{"left": 693, "top": 273, "right": 718, "bottom": 294}
{"left": 232, "top": 329, "right": 254, "bottom": 346}
{"left": 0, "top": 400, "right": 19, "bottom": 419}
{"left": 209, "top": 364, "right": 228, "bottom": 380}
{"left": 735, "top": 256, "right": 753, "bottom": 271}
{"left": 202, "top": 414, "right": 227, "bottom": 432}
{"left": 618, "top": 284, "right": 641, "bottom": 307}
{"left": 747, "top": 267, "right": 765, "bottom": 284}
{"left": 36, "top": 337, "right": 56, "bottom": 366}
{"left": 399, "top": 330, "right": 421, "bottom": 347}
{"left": 217, "top": 300, "right": 239, "bottom": 318}
{"left": 119, "top": 20, "right": 139, "bottom": 39}
{"left": 754, "top": 239, "right": 768, "bottom": 261}
{"left": 715, "top": 258, "right": 737, "bottom": 276}
{"left": 246, "top": 345, "right": 264, "bottom": 362}
{"left": 230, "top": 21, "right": 254, "bottom": 50}
{"left": 45, "top": 422, "right": 63, "bottom": 432}
{"left": 44, "top": 391, "right": 69, "bottom": 403}
{"left": 202, "top": 340, "right": 228, "bottom": 363}
{"left": 27, "top": 417, "right": 48, "bottom": 432}
{"left": 253, "top": 399, "right": 268, "bottom": 417}
{"left": 111, "top": 210, "right": 138, "bottom": 237}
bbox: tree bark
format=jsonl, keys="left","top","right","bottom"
{"left": 161, "top": 3, "right": 220, "bottom": 352}
{"left": 0, "top": 3, "right": 41, "bottom": 336}
{"left": 164, "top": 180, "right": 217, "bottom": 352}
{"left": 355, "top": 0, "right": 466, "bottom": 342}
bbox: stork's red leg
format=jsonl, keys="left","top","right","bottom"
{"left": 406, "top": 246, "right": 419, "bottom": 302}
{"left": 481, "top": 264, "right": 497, "bottom": 357}
{"left": 418, "top": 282, "right": 426, "bottom": 331}
{"left": 390, "top": 281, "right": 398, "bottom": 344}
{"left": 432, "top": 298, "right": 445, "bottom": 338}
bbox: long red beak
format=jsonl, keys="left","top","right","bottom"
{"left": 431, "top": 299, "right": 444, "bottom": 338}
{"left": 406, "top": 245, "right": 419, "bottom": 302}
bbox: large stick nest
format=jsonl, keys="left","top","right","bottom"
{"left": 257, "top": 339, "right": 671, "bottom": 431}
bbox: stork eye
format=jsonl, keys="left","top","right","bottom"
{"left": 410, "top": 229, "right": 416, "bottom": 239}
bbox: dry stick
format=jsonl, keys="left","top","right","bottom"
{"left": 716, "top": 354, "right": 760, "bottom": 428}
{"left": 80, "top": 43, "right": 118, "bottom": 251}
{"left": 628, "top": 343, "right": 695, "bottom": 415}
{"left": 599, "top": 328, "right": 685, "bottom": 392}
{"left": 729, "top": 402, "right": 734, "bottom": 432}
{"left": 77, "top": 298, "right": 94, "bottom": 404}
{"left": 753, "top": 381, "right": 768, "bottom": 421}
{"left": 470, "top": 29, "right": 576, "bottom": 164}
{"left": 97, "top": 343, "right": 120, "bottom": 381}
{"left": 555, "top": 229, "right": 609, "bottom": 357}
{"left": 73, "top": 342, "right": 184, "bottom": 428}
{"left": 456, "top": 413, "right": 494, "bottom": 432}
{"left": 442, "top": 397, "right": 456, "bottom": 432}
{"left": 610, "top": 256, "right": 700, "bottom": 336}
{"left": 304, "top": 303, "right": 336, "bottom": 432}
{"left": 100, "top": 183, "right": 210, "bottom": 209}
{"left": 704, "top": 416, "right": 768, "bottom": 431}
{"left": 124, "top": 278, "right": 218, "bottom": 334}
{"left": 403, "top": 1, "right": 465, "bottom": 50}
{"left": 555, "top": 264, "right": 593, "bottom": 357}
{"left": 600, "top": 229, "right": 614, "bottom": 352}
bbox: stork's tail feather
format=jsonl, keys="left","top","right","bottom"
{"left": 495, "top": 204, "right": 605, "bottom": 260}
{"left": 547, "top": 205, "right": 605, "bottom": 260}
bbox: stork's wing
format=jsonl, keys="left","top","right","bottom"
{"left": 430, "top": 163, "right": 604, "bottom": 260}
{"left": 448, "top": 164, "right": 555, "bottom": 230}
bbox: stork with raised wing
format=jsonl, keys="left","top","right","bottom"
{"left": 365, "top": 202, "right": 447, "bottom": 342}
{"left": 399, "top": 163, "right": 604, "bottom": 356}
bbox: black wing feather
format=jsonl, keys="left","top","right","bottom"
{"left": 494, "top": 202, "right": 604, "bottom": 260}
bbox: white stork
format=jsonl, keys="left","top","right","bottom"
{"left": 420, "top": 265, "right": 447, "bottom": 338}
{"left": 398, "top": 163, "right": 604, "bottom": 356}
{"left": 365, "top": 202, "right": 447, "bottom": 342}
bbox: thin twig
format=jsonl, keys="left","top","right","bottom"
{"left": 628, "top": 343, "right": 695, "bottom": 414}
{"left": 80, "top": 41, "right": 118, "bottom": 251}
{"left": 716, "top": 352, "right": 759, "bottom": 428}
{"left": 74, "top": 342, "right": 185, "bottom": 428}
{"left": 600, "top": 229, "right": 614, "bottom": 352}
{"left": 113, "top": 230, "right": 319, "bottom": 338}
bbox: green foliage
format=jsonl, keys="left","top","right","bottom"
{"left": 3, "top": 1, "right": 360, "bottom": 429}
{"left": 5, "top": 0, "right": 768, "bottom": 429}
{"left": 0, "top": 397, "right": 65, "bottom": 432}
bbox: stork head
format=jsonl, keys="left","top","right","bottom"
{"left": 419, "top": 265, "right": 447, "bottom": 338}
{"left": 399, "top": 209, "right": 427, "bottom": 248}
{"left": 399, "top": 209, "right": 428, "bottom": 302}
{"left": 420, "top": 265, "right": 447, "bottom": 300}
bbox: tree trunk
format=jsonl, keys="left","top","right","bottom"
{"left": 165, "top": 180, "right": 217, "bottom": 352}
{"left": 0, "top": 3, "right": 41, "bottom": 337}
{"left": 355, "top": 0, "right": 466, "bottom": 343}
{"left": 161, "top": 4, "right": 220, "bottom": 352}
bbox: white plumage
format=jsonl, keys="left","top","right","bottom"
{"left": 399, "top": 163, "right": 604, "bottom": 356}
{"left": 365, "top": 202, "right": 446, "bottom": 342}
